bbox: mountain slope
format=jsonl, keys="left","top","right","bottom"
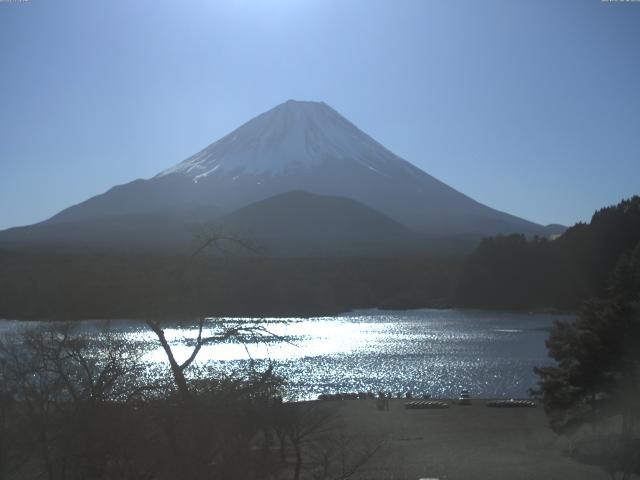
{"left": 155, "top": 99, "right": 562, "bottom": 236}
{"left": 0, "top": 206, "right": 223, "bottom": 253}
{"left": 0, "top": 99, "right": 564, "bottom": 253}
{"left": 0, "top": 192, "right": 422, "bottom": 255}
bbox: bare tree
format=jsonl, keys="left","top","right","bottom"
{"left": 145, "top": 316, "right": 277, "bottom": 399}
{"left": 191, "top": 225, "right": 264, "bottom": 259}
{"left": 310, "top": 432, "right": 383, "bottom": 480}
{"left": 283, "top": 402, "right": 340, "bottom": 480}
{"left": 268, "top": 400, "right": 383, "bottom": 480}
{"left": 0, "top": 324, "right": 150, "bottom": 480}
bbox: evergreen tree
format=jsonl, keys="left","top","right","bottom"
{"left": 534, "top": 241, "right": 640, "bottom": 435}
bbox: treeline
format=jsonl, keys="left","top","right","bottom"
{"left": 0, "top": 252, "right": 457, "bottom": 320}
{"left": 534, "top": 241, "right": 640, "bottom": 430}
{"left": 3, "top": 196, "right": 638, "bottom": 320}
{"left": 455, "top": 196, "right": 640, "bottom": 310}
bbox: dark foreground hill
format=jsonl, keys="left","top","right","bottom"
{"left": 212, "top": 191, "right": 422, "bottom": 256}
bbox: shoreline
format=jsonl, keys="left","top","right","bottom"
{"left": 319, "top": 398, "right": 607, "bottom": 479}
{"left": 0, "top": 305, "right": 576, "bottom": 323}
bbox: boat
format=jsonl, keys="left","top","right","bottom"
{"left": 458, "top": 389, "right": 472, "bottom": 405}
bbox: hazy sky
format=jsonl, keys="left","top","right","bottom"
{"left": 1, "top": 0, "right": 639, "bottom": 230}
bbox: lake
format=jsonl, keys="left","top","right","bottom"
{"left": 0, "top": 309, "right": 569, "bottom": 400}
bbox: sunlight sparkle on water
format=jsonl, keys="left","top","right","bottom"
{"left": 0, "top": 309, "right": 567, "bottom": 401}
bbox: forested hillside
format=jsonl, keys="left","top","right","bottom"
{"left": 0, "top": 252, "right": 455, "bottom": 320}
{"left": 456, "top": 196, "right": 640, "bottom": 310}
{"left": 2, "top": 197, "right": 637, "bottom": 320}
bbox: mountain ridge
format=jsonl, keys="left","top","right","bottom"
{"left": 0, "top": 100, "right": 565, "bottom": 253}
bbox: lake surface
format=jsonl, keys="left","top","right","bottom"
{"left": 0, "top": 309, "right": 569, "bottom": 400}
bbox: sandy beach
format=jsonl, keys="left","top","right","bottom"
{"left": 323, "top": 399, "right": 608, "bottom": 480}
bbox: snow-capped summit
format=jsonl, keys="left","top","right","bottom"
{"left": 157, "top": 100, "right": 412, "bottom": 180}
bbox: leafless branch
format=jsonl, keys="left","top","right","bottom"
{"left": 191, "top": 227, "right": 265, "bottom": 259}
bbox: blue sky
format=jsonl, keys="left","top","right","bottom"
{"left": 0, "top": 0, "right": 638, "bottom": 229}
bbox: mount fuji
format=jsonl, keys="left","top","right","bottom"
{"left": 0, "top": 100, "right": 563, "bottom": 254}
